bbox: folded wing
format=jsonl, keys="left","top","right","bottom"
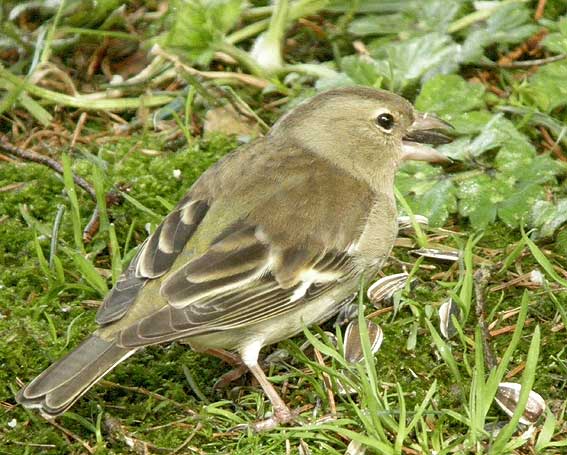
{"left": 117, "top": 221, "right": 357, "bottom": 348}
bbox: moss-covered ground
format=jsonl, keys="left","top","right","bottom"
{"left": 1, "top": 133, "right": 566, "bottom": 454}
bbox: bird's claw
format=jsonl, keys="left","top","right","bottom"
{"left": 231, "top": 406, "right": 298, "bottom": 432}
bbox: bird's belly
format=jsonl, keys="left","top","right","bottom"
{"left": 186, "top": 281, "right": 357, "bottom": 354}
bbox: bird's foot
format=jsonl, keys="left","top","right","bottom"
{"left": 213, "top": 364, "right": 249, "bottom": 389}
{"left": 251, "top": 406, "right": 297, "bottom": 432}
{"left": 233, "top": 405, "right": 298, "bottom": 432}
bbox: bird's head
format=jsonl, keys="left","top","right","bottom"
{"left": 270, "top": 87, "right": 452, "bottom": 187}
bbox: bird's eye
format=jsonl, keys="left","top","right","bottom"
{"left": 375, "top": 113, "right": 395, "bottom": 131}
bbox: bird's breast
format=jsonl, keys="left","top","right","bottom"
{"left": 351, "top": 193, "right": 398, "bottom": 272}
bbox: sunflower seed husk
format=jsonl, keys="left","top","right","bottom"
{"left": 412, "top": 248, "right": 460, "bottom": 262}
{"left": 345, "top": 440, "right": 366, "bottom": 455}
{"left": 495, "top": 382, "right": 546, "bottom": 426}
{"left": 397, "top": 214, "right": 429, "bottom": 234}
{"left": 439, "top": 298, "right": 461, "bottom": 339}
{"left": 367, "top": 273, "right": 410, "bottom": 307}
{"left": 344, "top": 320, "right": 383, "bottom": 364}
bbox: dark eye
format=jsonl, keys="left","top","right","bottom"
{"left": 375, "top": 113, "right": 395, "bottom": 131}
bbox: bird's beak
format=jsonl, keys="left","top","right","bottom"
{"left": 402, "top": 113, "right": 453, "bottom": 163}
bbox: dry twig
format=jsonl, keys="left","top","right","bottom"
{"left": 48, "top": 419, "right": 95, "bottom": 454}
{"left": 534, "top": 0, "right": 547, "bottom": 21}
{"left": 0, "top": 137, "right": 96, "bottom": 198}
{"left": 474, "top": 267, "right": 497, "bottom": 369}
{"left": 312, "top": 347, "right": 336, "bottom": 417}
{"left": 99, "top": 380, "right": 198, "bottom": 416}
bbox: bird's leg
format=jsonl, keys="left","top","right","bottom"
{"left": 203, "top": 348, "right": 249, "bottom": 389}
{"left": 245, "top": 362, "right": 296, "bottom": 431}
{"left": 203, "top": 348, "right": 242, "bottom": 366}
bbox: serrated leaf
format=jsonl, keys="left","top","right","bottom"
{"left": 415, "top": 74, "right": 485, "bottom": 115}
{"left": 340, "top": 55, "right": 385, "bottom": 86}
{"left": 470, "top": 116, "right": 533, "bottom": 158}
{"left": 531, "top": 199, "right": 567, "bottom": 238}
{"left": 417, "top": 178, "right": 457, "bottom": 227}
{"left": 396, "top": 163, "right": 456, "bottom": 227}
{"left": 457, "top": 175, "right": 504, "bottom": 228}
{"left": 541, "top": 18, "right": 567, "bottom": 54}
{"left": 518, "top": 155, "right": 565, "bottom": 185}
{"left": 348, "top": 0, "right": 461, "bottom": 36}
{"left": 520, "top": 62, "right": 567, "bottom": 112}
{"left": 166, "top": 0, "right": 242, "bottom": 64}
{"left": 498, "top": 183, "right": 545, "bottom": 228}
{"left": 445, "top": 111, "right": 493, "bottom": 135}
{"left": 459, "top": 4, "right": 538, "bottom": 64}
{"left": 314, "top": 73, "right": 357, "bottom": 91}
{"left": 437, "top": 136, "right": 473, "bottom": 161}
{"left": 348, "top": 13, "right": 413, "bottom": 36}
{"left": 494, "top": 143, "right": 536, "bottom": 174}
{"left": 369, "top": 32, "right": 458, "bottom": 92}
{"left": 396, "top": 162, "right": 444, "bottom": 196}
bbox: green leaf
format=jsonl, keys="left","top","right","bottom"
{"left": 166, "top": 0, "right": 243, "bottom": 64}
{"left": 340, "top": 55, "right": 384, "bottom": 87}
{"left": 520, "top": 61, "right": 567, "bottom": 112}
{"left": 515, "top": 154, "right": 565, "bottom": 185}
{"left": 470, "top": 115, "right": 533, "bottom": 158}
{"left": 459, "top": 4, "right": 539, "bottom": 64}
{"left": 369, "top": 32, "right": 458, "bottom": 92}
{"left": 326, "top": 0, "right": 407, "bottom": 13}
{"left": 445, "top": 111, "right": 493, "bottom": 136}
{"left": 396, "top": 163, "right": 457, "bottom": 227}
{"left": 348, "top": 13, "right": 413, "bottom": 36}
{"left": 494, "top": 142, "right": 536, "bottom": 174}
{"left": 415, "top": 74, "right": 485, "bottom": 116}
{"left": 416, "top": 179, "right": 457, "bottom": 227}
{"left": 457, "top": 174, "right": 501, "bottom": 228}
{"left": 541, "top": 18, "right": 567, "bottom": 54}
{"left": 531, "top": 199, "right": 567, "bottom": 238}
{"left": 498, "top": 182, "right": 545, "bottom": 228}
{"left": 348, "top": 0, "right": 461, "bottom": 36}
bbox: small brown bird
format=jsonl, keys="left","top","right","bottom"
{"left": 17, "top": 87, "right": 451, "bottom": 430}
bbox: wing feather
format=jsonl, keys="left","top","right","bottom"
{"left": 95, "top": 199, "right": 209, "bottom": 326}
{"left": 116, "top": 223, "right": 358, "bottom": 348}
{"left": 136, "top": 200, "right": 208, "bottom": 279}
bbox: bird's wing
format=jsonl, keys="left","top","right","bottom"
{"left": 96, "top": 142, "right": 375, "bottom": 345}
{"left": 95, "top": 198, "right": 209, "bottom": 325}
{"left": 117, "top": 220, "right": 359, "bottom": 347}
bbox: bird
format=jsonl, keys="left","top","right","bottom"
{"left": 17, "top": 86, "right": 452, "bottom": 431}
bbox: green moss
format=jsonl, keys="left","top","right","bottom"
{"left": 2, "top": 129, "right": 566, "bottom": 453}
{"left": 0, "top": 133, "right": 237, "bottom": 454}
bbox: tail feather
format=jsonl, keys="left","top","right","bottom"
{"left": 17, "top": 335, "right": 135, "bottom": 417}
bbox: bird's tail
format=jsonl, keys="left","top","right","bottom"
{"left": 17, "top": 335, "right": 135, "bottom": 417}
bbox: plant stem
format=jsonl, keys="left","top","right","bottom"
{"left": 227, "top": 0, "right": 329, "bottom": 44}
{"left": 215, "top": 41, "right": 267, "bottom": 78}
{"left": 0, "top": 67, "right": 173, "bottom": 111}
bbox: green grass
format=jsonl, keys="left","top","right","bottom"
{"left": 1, "top": 133, "right": 566, "bottom": 454}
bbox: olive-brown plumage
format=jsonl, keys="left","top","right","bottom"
{"left": 17, "top": 87, "right": 451, "bottom": 430}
